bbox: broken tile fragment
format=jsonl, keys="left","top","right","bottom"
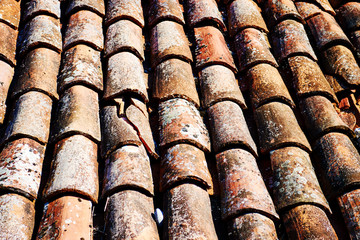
{"left": 105, "top": 0, "right": 144, "bottom": 28}
{"left": 0, "top": 0, "right": 20, "bottom": 29}
{"left": 338, "top": 189, "right": 360, "bottom": 240}
{"left": 66, "top": 0, "right": 105, "bottom": 18}
{"left": 22, "top": 0, "right": 60, "bottom": 23}
{"left": 148, "top": 0, "right": 185, "bottom": 28}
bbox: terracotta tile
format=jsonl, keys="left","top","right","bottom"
{"left": 246, "top": 63, "right": 294, "bottom": 109}
{"left": 105, "top": 191, "right": 159, "bottom": 240}
{"left": 295, "top": 1, "right": 323, "bottom": 20}
{"left": 63, "top": 10, "right": 103, "bottom": 51}
{"left": 0, "top": 0, "right": 20, "bottom": 29}
{"left": 281, "top": 204, "right": 338, "bottom": 239}
{"left": 0, "top": 22, "right": 17, "bottom": 66}
{"left": 105, "top": 52, "right": 148, "bottom": 102}
{"left": 194, "top": 26, "right": 237, "bottom": 73}
{"left": 104, "top": 19, "right": 144, "bottom": 60}
{"left": 325, "top": 74, "right": 348, "bottom": 94}
{"left": 299, "top": 95, "right": 354, "bottom": 140}
{"left": 216, "top": 149, "right": 278, "bottom": 220}
{"left": 314, "top": 0, "right": 336, "bottom": 15}
{"left": 158, "top": 98, "right": 211, "bottom": 152}
{"left": 350, "top": 30, "right": 360, "bottom": 60}
{"left": 185, "top": 0, "right": 226, "bottom": 31}
{"left": 321, "top": 45, "right": 360, "bottom": 86}
{"left": 58, "top": 44, "right": 103, "bottom": 94}
{"left": 272, "top": 19, "right": 317, "bottom": 63}
{"left": 3, "top": 91, "right": 52, "bottom": 145}
{"left": 199, "top": 65, "right": 246, "bottom": 109}
{"left": 17, "top": 15, "right": 61, "bottom": 58}
{"left": 0, "top": 61, "right": 14, "bottom": 124}
{"left": 313, "top": 132, "right": 360, "bottom": 199}
{"left": 234, "top": 28, "right": 278, "bottom": 72}
{"left": 207, "top": 101, "right": 257, "bottom": 156}
{"left": 102, "top": 145, "right": 153, "bottom": 198}
{"left": 153, "top": 58, "right": 200, "bottom": 107}
{"left": 287, "top": 55, "right": 338, "bottom": 103}
{"left": 336, "top": 2, "right": 360, "bottom": 32}
{"left": 150, "top": 21, "right": 192, "bottom": 68}
{"left": 105, "top": 0, "right": 144, "bottom": 28}
{"left": 160, "top": 143, "right": 212, "bottom": 192}
{"left": 51, "top": 85, "right": 101, "bottom": 144}
{"left": 66, "top": 0, "right": 105, "bottom": 18}
{"left": 338, "top": 189, "right": 360, "bottom": 240}
{"left": 254, "top": 101, "right": 311, "bottom": 154}
{"left": 12, "top": 48, "right": 60, "bottom": 100}
{"left": 0, "top": 138, "right": 45, "bottom": 200}
{"left": 264, "top": 0, "right": 304, "bottom": 28}
{"left": 36, "top": 196, "right": 93, "bottom": 240}
{"left": 227, "top": 0, "right": 268, "bottom": 37}
{"left": 164, "top": 183, "right": 217, "bottom": 240}
{"left": 22, "top": 0, "right": 60, "bottom": 23}
{"left": 0, "top": 193, "right": 35, "bottom": 239}
{"left": 307, "top": 12, "right": 352, "bottom": 51}
{"left": 100, "top": 104, "right": 142, "bottom": 159}
{"left": 228, "top": 213, "right": 278, "bottom": 239}
{"left": 43, "top": 135, "right": 99, "bottom": 203}
{"left": 148, "top": 0, "right": 185, "bottom": 28}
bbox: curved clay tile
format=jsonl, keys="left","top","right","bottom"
{"left": 337, "top": 2, "right": 360, "bottom": 32}
{"left": 0, "top": 22, "right": 17, "bottom": 66}
{"left": 264, "top": 0, "right": 304, "bottom": 28}
{"left": 66, "top": 0, "right": 105, "bottom": 18}
{"left": 349, "top": 30, "right": 360, "bottom": 60}
{"left": 0, "top": 0, "right": 20, "bottom": 29}
{"left": 295, "top": 1, "right": 323, "bottom": 20}
{"left": 22, "top": 0, "right": 60, "bottom": 23}
{"left": 105, "top": 0, "right": 144, "bottom": 28}
{"left": 338, "top": 189, "right": 360, "bottom": 240}
{"left": 148, "top": 0, "right": 185, "bottom": 28}
{"left": 0, "top": 61, "right": 14, "bottom": 124}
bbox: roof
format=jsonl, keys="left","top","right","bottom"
{"left": 0, "top": 0, "right": 359, "bottom": 239}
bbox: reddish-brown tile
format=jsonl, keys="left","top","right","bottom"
{"left": 148, "top": 0, "right": 185, "bottom": 28}
{"left": 160, "top": 143, "right": 212, "bottom": 191}
{"left": 295, "top": 1, "right": 323, "bottom": 20}
{"left": 104, "top": 19, "right": 144, "bottom": 60}
{"left": 150, "top": 21, "right": 192, "bottom": 68}
{"left": 105, "top": 0, "right": 144, "bottom": 28}
{"left": 36, "top": 196, "right": 93, "bottom": 240}
{"left": 207, "top": 101, "right": 257, "bottom": 156}
{"left": 217, "top": 149, "right": 278, "bottom": 220}
{"left": 254, "top": 101, "right": 311, "bottom": 154}
{"left": 338, "top": 189, "right": 360, "bottom": 240}
{"left": 58, "top": 44, "right": 103, "bottom": 94}
{"left": 0, "top": 61, "right": 14, "bottom": 124}
{"left": 199, "top": 65, "right": 246, "bottom": 109}
{"left": 0, "top": 0, "right": 20, "bottom": 29}
{"left": 153, "top": 58, "right": 200, "bottom": 107}
{"left": 350, "top": 30, "right": 360, "bottom": 60}
{"left": 22, "top": 0, "right": 60, "bottom": 23}
{"left": 17, "top": 15, "right": 61, "bottom": 57}
{"left": 105, "top": 191, "right": 159, "bottom": 240}
{"left": 0, "top": 138, "right": 45, "bottom": 200}
{"left": 3, "top": 91, "right": 52, "bottom": 145}
{"left": 194, "top": 26, "right": 237, "bottom": 73}
{"left": 0, "top": 22, "right": 17, "bottom": 66}
{"left": 185, "top": 0, "right": 226, "bottom": 31}
{"left": 315, "top": 0, "right": 335, "bottom": 15}
{"left": 66, "top": 0, "right": 105, "bottom": 18}
{"left": 281, "top": 204, "right": 338, "bottom": 239}
{"left": 227, "top": 0, "right": 268, "bottom": 37}
{"left": 0, "top": 193, "right": 35, "bottom": 239}
{"left": 105, "top": 52, "right": 148, "bottom": 102}
{"left": 234, "top": 28, "right": 278, "bottom": 72}
{"left": 336, "top": 2, "right": 360, "bottom": 32}
{"left": 12, "top": 48, "right": 60, "bottom": 100}
{"left": 43, "top": 135, "right": 99, "bottom": 203}
{"left": 246, "top": 63, "right": 294, "bottom": 109}
{"left": 164, "top": 183, "right": 217, "bottom": 240}
{"left": 158, "top": 98, "right": 211, "bottom": 152}
{"left": 63, "top": 10, "right": 103, "bottom": 51}
{"left": 51, "top": 85, "right": 101, "bottom": 144}
{"left": 264, "top": 0, "right": 304, "bottom": 28}
{"left": 325, "top": 74, "right": 348, "bottom": 94}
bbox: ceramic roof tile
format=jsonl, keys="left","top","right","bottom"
{"left": 11, "top": 48, "right": 60, "bottom": 100}
{"left": 325, "top": 74, "right": 348, "bottom": 94}
{"left": 216, "top": 148, "right": 279, "bottom": 220}
{"left": 294, "top": 1, "right": 323, "bottom": 20}
{"left": 150, "top": 20, "right": 193, "bottom": 68}
{"left": 0, "top": 61, "right": 14, "bottom": 124}
{"left": 2, "top": 91, "right": 52, "bottom": 145}
{"left": 43, "top": 135, "right": 99, "bottom": 203}
{"left": 349, "top": 30, "right": 360, "bottom": 60}
{"left": 51, "top": 85, "right": 101, "bottom": 144}
{"left": 148, "top": 0, "right": 185, "bottom": 28}
{"left": 66, "top": 0, "right": 105, "bottom": 18}
{"left": 245, "top": 63, "right": 295, "bottom": 109}
{"left": 0, "top": 0, "right": 20, "bottom": 29}
{"left": 234, "top": 28, "right": 278, "bottom": 72}
{"left": 0, "top": 22, "right": 17, "bottom": 66}
{"left": 104, "top": 190, "right": 159, "bottom": 239}
{"left": 185, "top": 0, "right": 226, "bottom": 32}
{"left": 0, "top": 138, "right": 45, "bottom": 200}
{"left": 337, "top": 189, "right": 360, "bottom": 240}
{"left": 36, "top": 196, "right": 93, "bottom": 240}
{"left": 336, "top": 2, "right": 360, "bottom": 32}
{"left": 105, "top": 0, "right": 144, "bottom": 28}
{"left": 164, "top": 183, "right": 218, "bottom": 240}
{"left": 207, "top": 101, "right": 258, "bottom": 156}
{"left": 102, "top": 145, "right": 154, "bottom": 198}
{"left": 22, "top": 0, "right": 60, "bottom": 23}
{"left": 63, "top": 10, "right": 103, "bottom": 51}
{"left": 263, "top": 0, "right": 305, "bottom": 28}
{"left": 227, "top": 0, "right": 268, "bottom": 37}
{"left": 199, "top": 65, "right": 247, "bottom": 110}
{"left": 160, "top": 143, "right": 212, "bottom": 191}
{"left": 0, "top": 193, "right": 35, "bottom": 239}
